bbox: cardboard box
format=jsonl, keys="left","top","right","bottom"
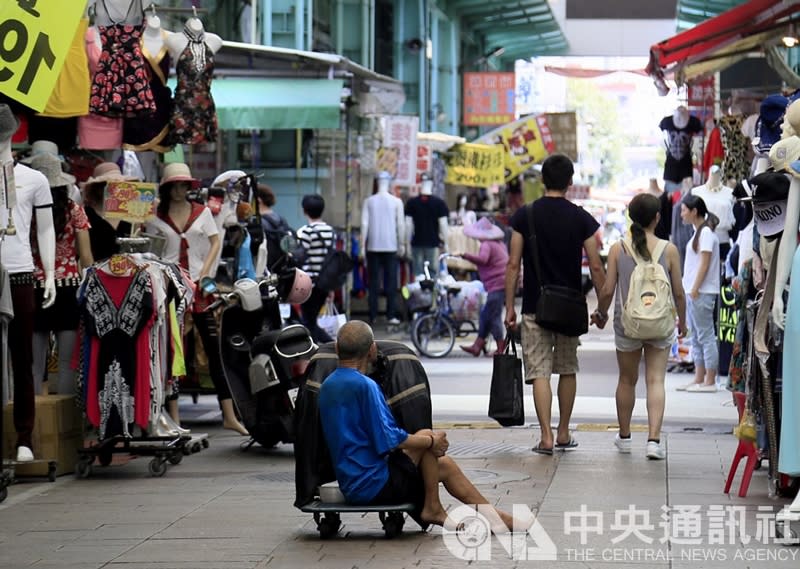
{"left": 2, "top": 395, "right": 84, "bottom": 477}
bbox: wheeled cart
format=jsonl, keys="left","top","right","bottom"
{"left": 300, "top": 500, "right": 423, "bottom": 539}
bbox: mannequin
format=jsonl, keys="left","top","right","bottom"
{"left": 0, "top": 105, "right": 56, "bottom": 462}
{"left": 142, "top": 10, "right": 166, "bottom": 57}
{"left": 164, "top": 15, "right": 223, "bottom": 61}
{"left": 89, "top": 0, "right": 145, "bottom": 27}
{"left": 405, "top": 175, "right": 449, "bottom": 276}
{"left": 659, "top": 106, "right": 703, "bottom": 190}
{"left": 646, "top": 178, "right": 662, "bottom": 197}
{"left": 361, "top": 172, "right": 405, "bottom": 325}
{"left": 690, "top": 165, "right": 736, "bottom": 253}
{"left": 453, "top": 193, "right": 477, "bottom": 226}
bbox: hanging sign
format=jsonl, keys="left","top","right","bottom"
{"left": 544, "top": 112, "right": 578, "bottom": 162}
{"left": 375, "top": 146, "right": 398, "bottom": 178}
{"left": 409, "top": 144, "right": 433, "bottom": 197}
{"left": 104, "top": 182, "right": 157, "bottom": 223}
{"left": 477, "top": 114, "right": 556, "bottom": 182}
{"left": 381, "top": 116, "right": 419, "bottom": 187}
{"left": 0, "top": 1, "right": 85, "bottom": 111}
{"left": 445, "top": 143, "right": 504, "bottom": 188}
{"left": 463, "top": 72, "right": 516, "bottom": 126}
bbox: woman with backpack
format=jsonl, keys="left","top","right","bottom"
{"left": 256, "top": 184, "right": 293, "bottom": 271}
{"left": 593, "top": 194, "right": 687, "bottom": 460}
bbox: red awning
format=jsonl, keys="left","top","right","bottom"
{"left": 647, "top": 0, "right": 800, "bottom": 80}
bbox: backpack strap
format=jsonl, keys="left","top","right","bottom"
{"left": 622, "top": 238, "right": 668, "bottom": 266}
{"left": 652, "top": 239, "right": 669, "bottom": 263}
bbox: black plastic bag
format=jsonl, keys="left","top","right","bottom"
{"left": 488, "top": 335, "right": 525, "bottom": 427}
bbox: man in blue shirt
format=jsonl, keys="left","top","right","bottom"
{"left": 319, "top": 321, "right": 515, "bottom": 530}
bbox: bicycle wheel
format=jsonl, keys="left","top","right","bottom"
{"left": 412, "top": 313, "right": 456, "bottom": 358}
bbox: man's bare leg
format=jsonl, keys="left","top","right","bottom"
{"left": 556, "top": 373, "right": 577, "bottom": 445}
{"left": 532, "top": 378, "right": 554, "bottom": 449}
{"left": 438, "top": 456, "right": 515, "bottom": 530}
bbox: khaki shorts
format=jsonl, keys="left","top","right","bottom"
{"left": 521, "top": 314, "right": 580, "bottom": 382}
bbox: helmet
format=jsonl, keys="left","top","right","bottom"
{"left": 212, "top": 170, "right": 247, "bottom": 188}
{"left": 283, "top": 268, "right": 313, "bottom": 304}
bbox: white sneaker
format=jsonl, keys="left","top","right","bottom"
{"left": 387, "top": 318, "right": 401, "bottom": 326}
{"left": 686, "top": 383, "right": 717, "bottom": 393}
{"left": 646, "top": 441, "right": 666, "bottom": 460}
{"left": 16, "top": 445, "right": 34, "bottom": 462}
{"left": 614, "top": 434, "right": 632, "bottom": 454}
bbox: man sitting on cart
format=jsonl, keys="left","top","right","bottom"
{"left": 318, "top": 321, "right": 517, "bottom": 531}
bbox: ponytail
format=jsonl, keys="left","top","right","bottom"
{"left": 626, "top": 193, "right": 660, "bottom": 261}
{"left": 630, "top": 221, "right": 650, "bottom": 261}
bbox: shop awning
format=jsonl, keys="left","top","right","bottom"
{"left": 174, "top": 78, "right": 345, "bottom": 130}
{"left": 646, "top": 0, "right": 800, "bottom": 83}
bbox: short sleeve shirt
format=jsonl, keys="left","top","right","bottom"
{"left": 33, "top": 201, "right": 90, "bottom": 283}
{"left": 0, "top": 164, "right": 53, "bottom": 274}
{"left": 145, "top": 206, "right": 219, "bottom": 281}
{"left": 405, "top": 195, "right": 449, "bottom": 247}
{"left": 318, "top": 367, "right": 408, "bottom": 504}
{"left": 510, "top": 197, "right": 599, "bottom": 314}
{"left": 683, "top": 226, "right": 720, "bottom": 294}
{"left": 660, "top": 115, "right": 703, "bottom": 183}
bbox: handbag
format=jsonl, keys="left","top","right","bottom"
{"left": 488, "top": 334, "right": 525, "bottom": 427}
{"left": 317, "top": 300, "right": 347, "bottom": 338}
{"left": 526, "top": 204, "right": 588, "bottom": 337}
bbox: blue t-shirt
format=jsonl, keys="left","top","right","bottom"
{"left": 318, "top": 367, "right": 409, "bottom": 503}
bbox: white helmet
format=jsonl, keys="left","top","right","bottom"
{"left": 212, "top": 170, "right": 247, "bottom": 188}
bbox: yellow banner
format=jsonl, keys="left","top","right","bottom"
{"left": 477, "top": 115, "right": 556, "bottom": 182}
{"left": 0, "top": 1, "right": 85, "bottom": 111}
{"left": 105, "top": 182, "right": 157, "bottom": 224}
{"left": 445, "top": 143, "right": 504, "bottom": 188}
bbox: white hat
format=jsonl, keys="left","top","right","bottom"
{"left": 160, "top": 162, "right": 200, "bottom": 189}
{"left": 28, "top": 153, "right": 75, "bottom": 187}
{"left": 768, "top": 136, "right": 800, "bottom": 171}
{"left": 212, "top": 170, "right": 247, "bottom": 188}
{"left": 21, "top": 140, "right": 64, "bottom": 164}
{"left": 84, "top": 162, "right": 139, "bottom": 186}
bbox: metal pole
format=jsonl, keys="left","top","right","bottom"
{"left": 344, "top": 98, "right": 353, "bottom": 318}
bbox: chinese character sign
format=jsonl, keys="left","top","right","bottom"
{"left": 545, "top": 112, "right": 578, "bottom": 162}
{"left": 463, "top": 72, "right": 516, "bottom": 126}
{"left": 381, "top": 115, "right": 419, "bottom": 187}
{"left": 477, "top": 114, "right": 556, "bottom": 182}
{"left": 0, "top": 1, "right": 85, "bottom": 111}
{"left": 104, "top": 182, "right": 157, "bottom": 224}
{"left": 445, "top": 143, "right": 504, "bottom": 188}
{"left": 409, "top": 144, "right": 433, "bottom": 197}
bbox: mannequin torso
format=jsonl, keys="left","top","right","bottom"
{"left": 691, "top": 170, "right": 735, "bottom": 244}
{"left": 361, "top": 179, "right": 404, "bottom": 255}
{"left": 142, "top": 14, "right": 167, "bottom": 57}
{"left": 91, "top": 0, "right": 145, "bottom": 27}
{"left": 165, "top": 18, "right": 222, "bottom": 61}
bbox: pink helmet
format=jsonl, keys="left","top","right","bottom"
{"left": 285, "top": 269, "right": 313, "bottom": 304}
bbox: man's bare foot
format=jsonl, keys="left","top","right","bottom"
{"left": 223, "top": 418, "right": 250, "bottom": 436}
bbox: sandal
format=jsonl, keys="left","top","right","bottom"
{"left": 555, "top": 436, "right": 579, "bottom": 450}
{"left": 532, "top": 443, "right": 553, "bottom": 456}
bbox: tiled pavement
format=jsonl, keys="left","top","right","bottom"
{"left": 0, "top": 426, "right": 797, "bottom": 568}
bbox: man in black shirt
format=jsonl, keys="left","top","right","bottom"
{"left": 504, "top": 155, "right": 605, "bottom": 455}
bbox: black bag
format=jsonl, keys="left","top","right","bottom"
{"left": 261, "top": 213, "right": 295, "bottom": 269}
{"left": 488, "top": 335, "right": 525, "bottom": 427}
{"left": 526, "top": 204, "right": 588, "bottom": 337}
{"left": 315, "top": 249, "right": 355, "bottom": 292}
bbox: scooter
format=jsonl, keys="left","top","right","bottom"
{"left": 207, "top": 264, "right": 316, "bottom": 449}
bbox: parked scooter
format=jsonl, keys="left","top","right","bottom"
{"left": 207, "top": 263, "right": 316, "bottom": 449}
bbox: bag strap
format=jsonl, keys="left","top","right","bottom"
{"left": 503, "top": 330, "right": 518, "bottom": 357}
{"left": 525, "top": 203, "right": 546, "bottom": 290}
{"left": 621, "top": 238, "right": 668, "bottom": 266}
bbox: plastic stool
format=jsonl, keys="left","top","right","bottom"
{"left": 724, "top": 392, "right": 759, "bottom": 498}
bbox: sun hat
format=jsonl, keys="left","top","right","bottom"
{"left": 463, "top": 217, "right": 504, "bottom": 241}
{"left": 85, "top": 162, "right": 139, "bottom": 185}
{"left": 0, "top": 104, "right": 20, "bottom": 141}
{"left": 21, "top": 140, "right": 65, "bottom": 165}
{"left": 160, "top": 162, "right": 200, "bottom": 189}
{"left": 28, "top": 153, "right": 76, "bottom": 187}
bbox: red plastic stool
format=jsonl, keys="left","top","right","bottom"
{"left": 724, "top": 392, "right": 759, "bottom": 498}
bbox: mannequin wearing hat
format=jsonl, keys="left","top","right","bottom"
{"left": 145, "top": 163, "right": 248, "bottom": 436}
{"left": 361, "top": 172, "right": 405, "bottom": 324}
{"left": 0, "top": 104, "right": 56, "bottom": 462}
{"left": 405, "top": 175, "right": 449, "bottom": 276}
{"left": 27, "top": 154, "right": 94, "bottom": 398}
{"left": 82, "top": 163, "right": 136, "bottom": 262}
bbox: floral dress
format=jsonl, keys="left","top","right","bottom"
{"left": 89, "top": 24, "right": 156, "bottom": 118}
{"left": 168, "top": 28, "right": 217, "bottom": 145}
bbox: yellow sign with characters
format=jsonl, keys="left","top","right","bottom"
{"left": 0, "top": 1, "right": 85, "bottom": 111}
{"left": 445, "top": 143, "right": 504, "bottom": 188}
{"left": 104, "top": 182, "right": 157, "bottom": 224}
{"left": 477, "top": 114, "right": 557, "bottom": 182}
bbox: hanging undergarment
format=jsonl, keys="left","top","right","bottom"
{"left": 89, "top": 0, "right": 156, "bottom": 118}
{"left": 168, "top": 26, "right": 218, "bottom": 145}
{"left": 123, "top": 32, "right": 173, "bottom": 152}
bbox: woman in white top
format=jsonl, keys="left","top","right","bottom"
{"left": 146, "top": 162, "right": 248, "bottom": 436}
{"left": 678, "top": 195, "right": 721, "bottom": 393}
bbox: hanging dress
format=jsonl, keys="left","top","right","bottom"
{"left": 123, "top": 31, "right": 173, "bottom": 152}
{"left": 168, "top": 27, "right": 218, "bottom": 145}
{"left": 718, "top": 115, "right": 750, "bottom": 185}
{"left": 89, "top": 0, "right": 155, "bottom": 118}
{"left": 79, "top": 26, "right": 123, "bottom": 150}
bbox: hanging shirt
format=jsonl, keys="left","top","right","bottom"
{"left": 691, "top": 184, "right": 736, "bottom": 244}
{"left": 683, "top": 226, "right": 721, "bottom": 294}
{"left": 0, "top": 164, "right": 53, "bottom": 274}
{"left": 660, "top": 115, "right": 703, "bottom": 183}
{"left": 41, "top": 18, "right": 90, "bottom": 118}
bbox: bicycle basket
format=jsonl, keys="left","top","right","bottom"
{"left": 402, "top": 281, "right": 433, "bottom": 313}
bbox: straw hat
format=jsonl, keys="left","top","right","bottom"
{"left": 85, "top": 162, "right": 139, "bottom": 185}
{"left": 463, "top": 217, "right": 504, "bottom": 241}
{"left": 28, "top": 153, "right": 75, "bottom": 187}
{"left": 160, "top": 162, "right": 200, "bottom": 189}
{"left": 21, "top": 140, "right": 64, "bottom": 165}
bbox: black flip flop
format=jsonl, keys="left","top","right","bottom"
{"left": 532, "top": 443, "right": 553, "bottom": 456}
{"left": 555, "top": 437, "right": 579, "bottom": 450}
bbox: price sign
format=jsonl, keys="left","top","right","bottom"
{"left": 104, "top": 182, "right": 157, "bottom": 224}
{"left": 0, "top": 1, "right": 84, "bottom": 111}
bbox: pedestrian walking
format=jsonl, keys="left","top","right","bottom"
{"left": 677, "top": 195, "right": 721, "bottom": 393}
{"left": 504, "top": 154, "right": 606, "bottom": 455}
{"left": 454, "top": 218, "right": 509, "bottom": 356}
{"left": 593, "top": 194, "right": 687, "bottom": 460}
{"left": 297, "top": 194, "right": 336, "bottom": 344}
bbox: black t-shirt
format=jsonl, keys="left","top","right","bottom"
{"left": 660, "top": 115, "right": 703, "bottom": 183}
{"left": 405, "top": 195, "right": 449, "bottom": 247}
{"left": 85, "top": 205, "right": 132, "bottom": 262}
{"left": 510, "top": 197, "right": 599, "bottom": 314}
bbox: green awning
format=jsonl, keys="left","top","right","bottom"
{"left": 171, "top": 78, "right": 344, "bottom": 130}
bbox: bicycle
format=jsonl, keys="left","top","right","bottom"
{"left": 409, "top": 254, "right": 480, "bottom": 358}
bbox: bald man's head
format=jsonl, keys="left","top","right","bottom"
{"left": 336, "top": 321, "right": 375, "bottom": 361}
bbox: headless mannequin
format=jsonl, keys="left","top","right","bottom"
{"left": 361, "top": 174, "right": 405, "bottom": 257}
{"left": 405, "top": 178, "right": 449, "bottom": 274}
{"left": 691, "top": 165, "right": 735, "bottom": 247}
{"left": 0, "top": 106, "right": 56, "bottom": 462}
{"left": 90, "top": 0, "right": 145, "bottom": 27}
{"left": 142, "top": 12, "right": 167, "bottom": 56}
{"left": 673, "top": 106, "right": 690, "bottom": 130}
{"left": 165, "top": 16, "right": 223, "bottom": 61}
{"left": 455, "top": 195, "right": 477, "bottom": 226}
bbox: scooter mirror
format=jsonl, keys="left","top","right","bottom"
{"left": 199, "top": 276, "right": 217, "bottom": 295}
{"left": 280, "top": 233, "right": 298, "bottom": 253}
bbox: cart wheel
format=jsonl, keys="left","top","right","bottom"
{"left": 192, "top": 442, "right": 201, "bottom": 453}
{"left": 381, "top": 512, "right": 405, "bottom": 539}
{"left": 181, "top": 444, "right": 191, "bottom": 456}
{"left": 0, "top": 485, "right": 7, "bottom": 503}
{"left": 47, "top": 462, "right": 57, "bottom": 482}
{"left": 75, "top": 459, "right": 92, "bottom": 479}
{"left": 98, "top": 449, "right": 113, "bottom": 467}
{"left": 201, "top": 438, "right": 209, "bottom": 448}
{"left": 318, "top": 513, "right": 341, "bottom": 539}
{"left": 168, "top": 452, "right": 183, "bottom": 465}
{"left": 775, "top": 521, "right": 799, "bottom": 544}
{"left": 148, "top": 458, "right": 167, "bottom": 477}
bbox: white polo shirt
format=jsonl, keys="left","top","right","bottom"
{"left": 0, "top": 163, "right": 53, "bottom": 274}
{"left": 145, "top": 206, "right": 218, "bottom": 281}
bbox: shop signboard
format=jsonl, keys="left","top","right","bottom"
{"left": 477, "top": 114, "right": 556, "bottom": 182}
{"left": 463, "top": 72, "right": 516, "bottom": 126}
{"left": 104, "top": 182, "right": 157, "bottom": 224}
{"left": 379, "top": 115, "right": 419, "bottom": 187}
{"left": 409, "top": 144, "right": 433, "bottom": 196}
{"left": 544, "top": 112, "right": 579, "bottom": 162}
{"left": 0, "top": 1, "right": 85, "bottom": 111}
{"left": 445, "top": 143, "right": 504, "bottom": 188}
